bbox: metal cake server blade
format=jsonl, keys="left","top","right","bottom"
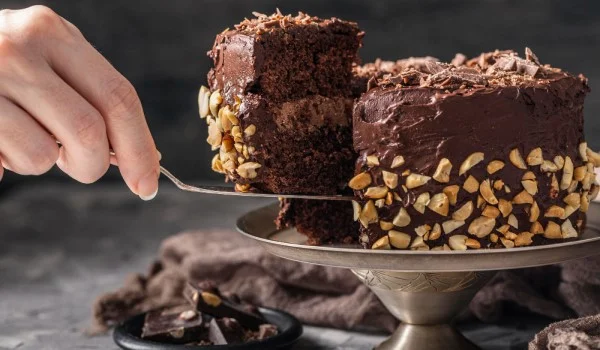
{"left": 54, "top": 140, "right": 353, "bottom": 201}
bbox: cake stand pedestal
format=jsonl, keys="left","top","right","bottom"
{"left": 236, "top": 203, "right": 600, "bottom": 350}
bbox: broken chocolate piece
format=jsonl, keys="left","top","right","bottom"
{"left": 184, "top": 282, "right": 267, "bottom": 330}
{"left": 208, "top": 318, "right": 246, "bottom": 345}
{"left": 141, "top": 305, "right": 206, "bottom": 344}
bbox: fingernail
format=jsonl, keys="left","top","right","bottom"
{"left": 157, "top": 150, "right": 162, "bottom": 161}
{"left": 138, "top": 170, "right": 159, "bottom": 201}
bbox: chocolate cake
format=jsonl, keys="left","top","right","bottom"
{"left": 351, "top": 49, "right": 597, "bottom": 250}
{"left": 200, "top": 11, "right": 362, "bottom": 194}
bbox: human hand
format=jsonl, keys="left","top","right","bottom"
{"left": 0, "top": 5, "right": 159, "bottom": 199}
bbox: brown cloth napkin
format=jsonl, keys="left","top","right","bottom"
{"left": 91, "top": 229, "right": 600, "bottom": 349}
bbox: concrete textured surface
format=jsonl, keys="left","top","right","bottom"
{"left": 0, "top": 183, "right": 550, "bottom": 349}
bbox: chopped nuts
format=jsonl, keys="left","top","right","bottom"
{"left": 581, "top": 191, "right": 590, "bottom": 213}
{"left": 515, "top": 232, "right": 534, "bottom": 247}
{"left": 561, "top": 219, "right": 578, "bottom": 239}
{"left": 402, "top": 169, "right": 411, "bottom": 176}
{"left": 504, "top": 185, "right": 512, "bottom": 193}
{"left": 497, "top": 225, "right": 509, "bottom": 234}
{"left": 375, "top": 199, "right": 385, "bottom": 208}
{"left": 410, "top": 236, "right": 429, "bottom": 250}
{"left": 522, "top": 179, "right": 538, "bottom": 196}
{"left": 198, "top": 86, "right": 210, "bottom": 118}
{"left": 541, "top": 160, "right": 559, "bottom": 172}
{"left": 465, "top": 238, "right": 481, "bottom": 249}
{"left": 209, "top": 90, "right": 223, "bottom": 117}
{"left": 574, "top": 166, "right": 587, "bottom": 181}
{"left": 367, "top": 155, "right": 380, "bottom": 167}
{"left": 551, "top": 174, "right": 561, "bottom": 197}
{"left": 487, "top": 160, "right": 505, "bottom": 174}
{"left": 442, "top": 220, "right": 465, "bottom": 234}
{"left": 385, "top": 192, "right": 393, "bottom": 205}
{"left": 459, "top": 152, "right": 485, "bottom": 175}
{"left": 582, "top": 172, "right": 594, "bottom": 191}
{"left": 443, "top": 185, "right": 460, "bottom": 205}
{"left": 429, "top": 224, "right": 442, "bottom": 240}
{"left": 498, "top": 199, "right": 513, "bottom": 217}
{"left": 392, "top": 207, "right": 411, "bottom": 227}
{"left": 463, "top": 175, "right": 480, "bottom": 193}
{"left": 202, "top": 292, "right": 222, "bottom": 307}
{"left": 530, "top": 221, "right": 544, "bottom": 234}
{"left": 382, "top": 171, "right": 399, "bottom": 189}
{"left": 453, "top": 201, "right": 474, "bottom": 221}
{"left": 526, "top": 147, "right": 543, "bottom": 166}
{"left": 449, "top": 235, "right": 468, "bottom": 250}
{"left": 482, "top": 205, "right": 500, "bottom": 218}
{"left": 490, "top": 233, "right": 499, "bottom": 243}
{"left": 565, "top": 180, "right": 577, "bottom": 194}
{"left": 372, "top": 236, "right": 391, "bottom": 250}
{"left": 244, "top": 124, "right": 256, "bottom": 137}
{"left": 493, "top": 179, "right": 505, "bottom": 191}
{"left": 586, "top": 147, "right": 600, "bottom": 167}
{"left": 468, "top": 216, "right": 496, "bottom": 238}
{"left": 544, "top": 221, "right": 562, "bottom": 239}
{"left": 391, "top": 155, "right": 405, "bottom": 169}
{"left": 365, "top": 186, "right": 388, "bottom": 199}
{"left": 554, "top": 155, "right": 565, "bottom": 170}
{"left": 560, "top": 156, "right": 574, "bottom": 190}
{"left": 590, "top": 184, "right": 600, "bottom": 201}
{"left": 179, "top": 310, "right": 198, "bottom": 321}
{"left": 388, "top": 231, "right": 411, "bottom": 249}
{"left": 580, "top": 142, "right": 588, "bottom": 161}
{"left": 529, "top": 201, "right": 540, "bottom": 222}
{"left": 428, "top": 193, "right": 450, "bottom": 216}
{"left": 513, "top": 190, "right": 534, "bottom": 204}
{"left": 432, "top": 158, "right": 452, "bottom": 183}
{"left": 477, "top": 195, "right": 485, "bottom": 209}
{"left": 508, "top": 214, "right": 518, "bottom": 229}
{"left": 545, "top": 205, "right": 565, "bottom": 218}
{"left": 359, "top": 200, "right": 378, "bottom": 228}
{"left": 413, "top": 192, "right": 431, "bottom": 214}
{"left": 236, "top": 162, "right": 261, "bottom": 179}
{"left": 207, "top": 120, "right": 222, "bottom": 150}
{"left": 352, "top": 201, "right": 361, "bottom": 221}
{"left": 349, "top": 172, "right": 372, "bottom": 190}
{"left": 564, "top": 193, "right": 581, "bottom": 207}
{"left": 415, "top": 224, "right": 432, "bottom": 237}
{"left": 211, "top": 154, "right": 225, "bottom": 174}
{"left": 235, "top": 183, "right": 251, "bottom": 192}
{"left": 522, "top": 171, "right": 536, "bottom": 181}
{"left": 480, "top": 179, "right": 498, "bottom": 205}
{"left": 406, "top": 173, "right": 432, "bottom": 189}
{"left": 500, "top": 237, "right": 515, "bottom": 248}
{"left": 380, "top": 220, "right": 394, "bottom": 231}
{"left": 562, "top": 204, "right": 579, "bottom": 219}
{"left": 509, "top": 148, "right": 527, "bottom": 169}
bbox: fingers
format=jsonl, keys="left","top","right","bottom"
{"left": 45, "top": 32, "right": 159, "bottom": 199}
{"left": 3, "top": 63, "right": 110, "bottom": 184}
{"left": 0, "top": 96, "right": 59, "bottom": 175}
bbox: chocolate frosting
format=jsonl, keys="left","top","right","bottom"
{"left": 353, "top": 49, "right": 591, "bottom": 248}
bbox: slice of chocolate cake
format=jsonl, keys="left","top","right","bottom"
{"left": 200, "top": 11, "right": 362, "bottom": 194}
{"left": 352, "top": 49, "right": 597, "bottom": 250}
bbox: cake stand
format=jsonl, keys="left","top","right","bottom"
{"left": 236, "top": 202, "right": 600, "bottom": 350}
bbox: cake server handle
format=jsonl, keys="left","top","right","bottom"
{"left": 54, "top": 140, "right": 354, "bottom": 201}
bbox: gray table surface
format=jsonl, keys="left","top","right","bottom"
{"left": 0, "top": 182, "right": 548, "bottom": 350}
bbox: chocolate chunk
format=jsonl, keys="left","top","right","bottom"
{"left": 451, "top": 53, "right": 467, "bottom": 67}
{"left": 183, "top": 282, "right": 267, "bottom": 330}
{"left": 525, "top": 47, "right": 540, "bottom": 65}
{"left": 516, "top": 60, "right": 540, "bottom": 77}
{"left": 208, "top": 318, "right": 246, "bottom": 345}
{"left": 141, "top": 305, "right": 206, "bottom": 344}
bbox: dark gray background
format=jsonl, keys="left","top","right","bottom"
{"left": 0, "top": 0, "right": 598, "bottom": 190}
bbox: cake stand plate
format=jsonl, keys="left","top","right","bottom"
{"left": 236, "top": 202, "right": 600, "bottom": 350}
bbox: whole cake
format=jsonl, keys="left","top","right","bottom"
{"left": 352, "top": 50, "right": 597, "bottom": 250}
{"left": 200, "top": 11, "right": 362, "bottom": 194}
{"left": 199, "top": 12, "right": 598, "bottom": 250}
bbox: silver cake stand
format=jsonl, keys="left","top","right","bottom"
{"left": 236, "top": 202, "right": 600, "bottom": 350}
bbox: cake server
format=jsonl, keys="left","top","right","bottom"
{"left": 54, "top": 140, "right": 353, "bottom": 201}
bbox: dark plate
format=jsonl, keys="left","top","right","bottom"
{"left": 113, "top": 307, "right": 303, "bottom": 350}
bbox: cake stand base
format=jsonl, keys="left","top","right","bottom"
{"left": 353, "top": 270, "right": 494, "bottom": 349}
{"left": 236, "top": 203, "right": 600, "bottom": 349}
